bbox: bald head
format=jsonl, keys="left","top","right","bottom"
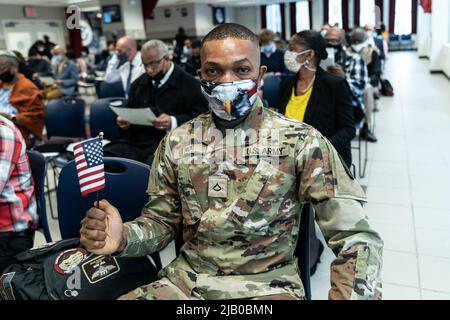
{"left": 52, "top": 45, "right": 66, "bottom": 56}
{"left": 116, "top": 36, "right": 138, "bottom": 62}
{"left": 325, "top": 27, "right": 345, "bottom": 46}
{"left": 117, "top": 36, "right": 137, "bottom": 50}
{"left": 351, "top": 28, "right": 368, "bottom": 45}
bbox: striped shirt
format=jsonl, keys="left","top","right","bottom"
{"left": 0, "top": 115, "right": 38, "bottom": 233}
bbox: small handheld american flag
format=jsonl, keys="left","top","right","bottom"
{"left": 73, "top": 135, "right": 105, "bottom": 197}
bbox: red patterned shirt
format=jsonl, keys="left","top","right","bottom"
{"left": 0, "top": 116, "right": 38, "bottom": 233}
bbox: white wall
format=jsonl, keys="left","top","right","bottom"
{"left": 230, "top": 6, "right": 260, "bottom": 34}
{"left": 101, "top": 0, "right": 146, "bottom": 39}
{"left": 122, "top": 0, "right": 146, "bottom": 39}
{"left": 144, "top": 3, "right": 196, "bottom": 40}
{"left": 429, "top": 0, "right": 450, "bottom": 74}
{"left": 0, "top": 4, "right": 67, "bottom": 49}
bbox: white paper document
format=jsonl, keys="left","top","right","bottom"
{"left": 320, "top": 47, "right": 336, "bottom": 70}
{"left": 40, "top": 76, "right": 55, "bottom": 86}
{"left": 109, "top": 106, "right": 157, "bottom": 126}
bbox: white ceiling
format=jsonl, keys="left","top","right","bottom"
{"left": 0, "top": 0, "right": 298, "bottom": 8}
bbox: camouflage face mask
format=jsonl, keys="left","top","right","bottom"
{"left": 200, "top": 79, "right": 258, "bottom": 121}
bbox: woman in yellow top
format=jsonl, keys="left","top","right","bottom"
{"left": 278, "top": 31, "right": 357, "bottom": 278}
{"left": 278, "top": 30, "right": 355, "bottom": 169}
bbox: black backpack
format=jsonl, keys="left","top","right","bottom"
{"left": 380, "top": 79, "right": 394, "bottom": 96}
{"left": 0, "top": 238, "right": 158, "bottom": 300}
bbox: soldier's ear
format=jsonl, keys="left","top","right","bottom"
{"left": 257, "top": 65, "right": 267, "bottom": 88}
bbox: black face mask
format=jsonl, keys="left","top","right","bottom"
{"left": 327, "top": 43, "right": 342, "bottom": 51}
{"left": 0, "top": 71, "right": 15, "bottom": 83}
{"left": 151, "top": 70, "right": 165, "bottom": 83}
{"left": 117, "top": 52, "right": 128, "bottom": 67}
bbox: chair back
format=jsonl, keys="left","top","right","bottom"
{"left": 26, "top": 150, "right": 52, "bottom": 242}
{"left": 295, "top": 204, "right": 312, "bottom": 300}
{"left": 262, "top": 75, "right": 281, "bottom": 110}
{"left": 98, "top": 81, "right": 125, "bottom": 99}
{"left": 57, "top": 157, "right": 162, "bottom": 269}
{"left": 45, "top": 97, "right": 86, "bottom": 139}
{"left": 90, "top": 98, "right": 127, "bottom": 141}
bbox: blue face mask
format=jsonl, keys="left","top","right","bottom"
{"left": 53, "top": 54, "right": 63, "bottom": 64}
{"left": 262, "top": 43, "right": 275, "bottom": 54}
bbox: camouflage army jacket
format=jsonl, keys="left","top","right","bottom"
{"left": 120, "top": 97, "right": 383, "bottom": 300}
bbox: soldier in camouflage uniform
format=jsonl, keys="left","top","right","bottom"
{"left": 80, "top": 23, "right": 383, "bottom": 300}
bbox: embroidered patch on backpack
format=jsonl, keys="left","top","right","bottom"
{"left": 54, "top": 248, "right": 88, "bottom": 275}
{"left": 82, "top": 255, "right": 120, "bottom": 284}
{"left": 0, "top": 272, "right": 16, "bottom": 300}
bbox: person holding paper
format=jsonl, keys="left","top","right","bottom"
{"left": 103, "top": 39, "right": 207, "bottom": 165}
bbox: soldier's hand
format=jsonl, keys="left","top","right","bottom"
{"left": 116, "top": 116, "right": 130, "bottom": 130}
{"left": 80, "top": 199, "right": 126, "bottom": 255}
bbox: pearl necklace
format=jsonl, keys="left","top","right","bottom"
{"left": 298, "top": 75, "right": 316, "bottom": 95}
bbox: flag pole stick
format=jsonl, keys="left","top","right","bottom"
{"left": 96, "top": 132, "right": 104, "bottom": 209}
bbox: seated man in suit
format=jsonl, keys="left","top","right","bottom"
{"left": 103, "top": 39, "right": 208, "bottom": 165}
{"left": 103, "top": 36, "right": 145, "bottom": 97}
{"left": 42, "top": 45, "right": 78, "bottom": 99}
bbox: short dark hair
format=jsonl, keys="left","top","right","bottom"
{"left": 293, "top": 30, "right": 328, "bottom": 62}
{"left": 202, "top": 23, "right": 259, "bottom": 47}
{"left": 191, "top": 39, "right": 202, "bottom": 49}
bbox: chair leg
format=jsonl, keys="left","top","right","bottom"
{"left": 44, "top": 172, "right": 56, "bottom": 220}
{"left": 151, "top": 252, "right": 163, "bottom": 271}
{"left": 358, "top": 134, "right": 368, "bottom": 179}
{"left": 47, "top": 158, "right": 59, "bottom": 220}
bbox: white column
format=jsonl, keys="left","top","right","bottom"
{"left": 383, "top": 0, "right": 389, "bottom": 30}
{"left": 429, "top": 0, "right": 450, "bottom": 73}
{"left": 348, "top": 0, "right": 354, "bottom": 28}
{"left": 417, "top": 5, "right": 432, "bottom": 58}
{"left": 285, "top": 3, "right": 291, "bottom": 39}
{"left": 311, "top": 0, "right": 324, "bottom": 30}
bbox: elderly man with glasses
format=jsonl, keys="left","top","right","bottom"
{"left": 103, "top": 39, "right": 208, "bottom": 165}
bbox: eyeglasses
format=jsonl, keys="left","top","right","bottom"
{"left": 326, "top": 40, "right": 341, "bottom": 46}
{"left": 141, "top": 58, "right": 164, "bottom": 70}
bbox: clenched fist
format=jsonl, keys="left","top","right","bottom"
{"left": 80, "top": 199, "right": 126, "bottom": 255}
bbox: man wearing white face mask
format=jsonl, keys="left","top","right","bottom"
{"left": 79, "top": 23, "right": 383, "bottom": 301}
{"left": 348, "top": 28, "right": 381, "bottom": 143}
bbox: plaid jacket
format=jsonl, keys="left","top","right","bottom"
{"left": 341, "top": 51, "right": 368, "bottom": 110}
{"left": 0, "top": 116, "right": 38, "bottom": 233}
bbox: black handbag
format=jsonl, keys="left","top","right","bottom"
{"left": 380, "top": 79, "right": 394, "bottom": 97}
{"left": 0, "top": 238, "right": 158, "bottom": 300}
